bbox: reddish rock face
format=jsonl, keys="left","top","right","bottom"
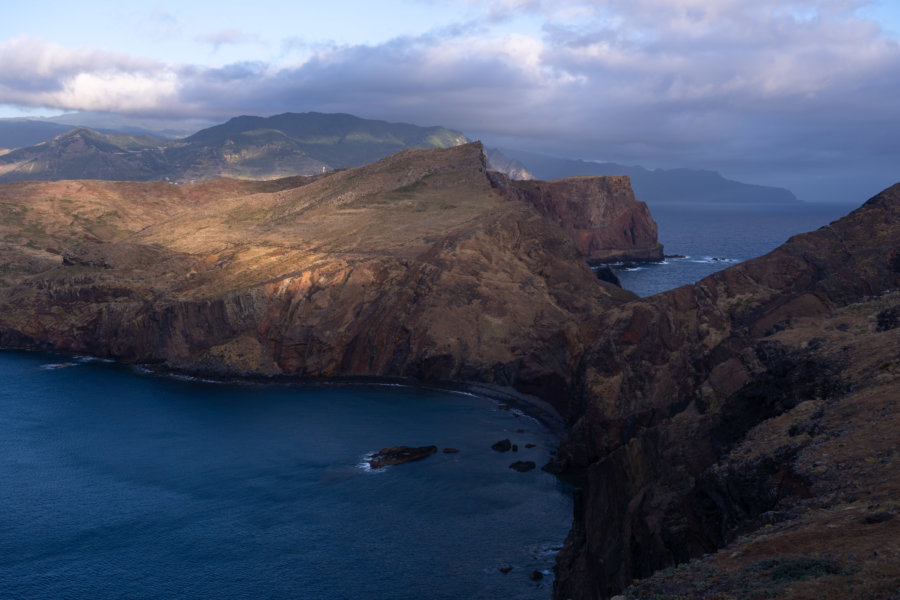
{"left": 491, "top": 172, "right": 663, "bottom": 262}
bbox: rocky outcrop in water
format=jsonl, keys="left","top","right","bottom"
{"left": 509, "top": 460, "right": 536, "bottom": 472}
{"left": 368, "top": 445, "right": 438, "bottom": 468}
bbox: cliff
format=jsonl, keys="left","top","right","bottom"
{"left": 0, "top": 142, "right": 653, "bottom": 408}
{"left": 490, "top": 173, "right": 663, "bottom": 263}
{"left": 551, "top": 184, "right": 900, "bottom": 598}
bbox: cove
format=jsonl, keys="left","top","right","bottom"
{"left": 0, "top": 351, "right": 572, "bottom": 600}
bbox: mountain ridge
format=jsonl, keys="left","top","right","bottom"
{"left": 0, "top": 113, "right": 797, "bottom": 205}
{"left": 501, "top": 147, "right": 800, "bottom": 204}
{"left": 0, "top": 113, "right": 470, "bottom": 183}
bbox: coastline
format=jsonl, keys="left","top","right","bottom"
{"left": 0, "top": 347, "right": 569, "bottom": 440}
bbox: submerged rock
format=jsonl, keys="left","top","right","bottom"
{"left": 491, "top": 439, "right": 512, "bottom": 452}
{"left": 367, "top": 445, "right": 437, "bottom": 469}
{"left": 509, "top": 461, "right": 536, "bottom": 472}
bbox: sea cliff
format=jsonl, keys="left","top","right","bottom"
{"left": 551, "top": 185, "right": 900, "bottom": 599}
{"left": 0, "top": 142, "right": 652, "bottom": 406}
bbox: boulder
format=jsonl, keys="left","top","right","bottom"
{"left": 492, "top": 439, "right": 512, "bottom": 452}
{"left": 367, "top": 445, "right": 437, "bottom": 469}
{"left": 509, "top": 461, "right": 536, "bottom": 472}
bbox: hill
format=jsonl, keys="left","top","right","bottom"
{"left": 0, "top": 113, "right": 795, "bottom": 203}
{"left": 0, "top": 128, "right": 171, "bottom": 182}
{"left": 501, "top": 147, "right": 800, "bottom": 204}
{"left": 0, "top": 119, "right": 77, "bottom": 150}
{"left": 0, "top": 113, "right": 471, "bottom": 183}
{"left": 0, "top": 142, "right": 653, "bottom": 393}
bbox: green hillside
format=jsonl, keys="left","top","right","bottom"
{"left": 0, "top": 113, "right": 469, "bottom": 183}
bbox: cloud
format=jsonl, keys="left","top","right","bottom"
{"left": 196, "top": 29, "right": 258, "bottom": 49}
{"left": 1, "top": 1, "right": 899, "bottom": 200}
{"left": 0, "top": 36, "right": 181, "bottom": 113}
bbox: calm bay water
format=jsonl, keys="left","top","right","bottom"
{"left": 0, "top": 353, "right": 571, "bottom": 600}
{"left": 617, "top": 202, "right": 857, "bottom": 297}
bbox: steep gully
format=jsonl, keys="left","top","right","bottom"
{"left": 0, "top": 145, "right": 898, "bottom": 597}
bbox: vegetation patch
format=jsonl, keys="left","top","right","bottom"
{"left": 626, "top": 555, "right": 852, "bottom": 600}
{"left": 390, "top": 180, "right": 428, "bottom": 197}
{"left": 745, "top": 556, "right": 844, "bottom": 583}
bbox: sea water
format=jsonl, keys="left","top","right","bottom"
{"left": 0, "top": 353, "right": 571, "bottom": 600}
{"left": 617, "top": 202, "right": 857, "bottom": 297}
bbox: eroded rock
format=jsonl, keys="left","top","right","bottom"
{"left": 509, "top": 461, "right": 536, "bottom": 472}
{"left": 367, "top": 445, "right": 437, "bottom": 469}
{"left": 492, "top": 439, "right": 512, "bottom": 452}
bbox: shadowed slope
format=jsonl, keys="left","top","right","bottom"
{"left": 552, "top": 183, "right": 900, "bottom": 599}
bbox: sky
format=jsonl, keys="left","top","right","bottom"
{"left": 1, "top": 0, "right": 899, "bottom": 202}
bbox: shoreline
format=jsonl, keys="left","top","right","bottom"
{"left": 1, "top": 347, "right": 569, "bottom": 440}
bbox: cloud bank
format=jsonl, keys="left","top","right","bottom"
{"left": 1, "top": 0, "right": 898, "bottom": 200}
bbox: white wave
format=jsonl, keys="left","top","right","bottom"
{"left": 525, "top": 542, "right": 564, "bottom": 559}
{"left": 356, "top": 452, "right": 385, "bottom": 474}
{"left": 74, "top": 355, "right": 115, "bottom": 364}
{"left": 167, "top": 373, "right": 225, "bottom": 384}
{"left": 688, "top": 256, "right": 739, "bottom": 264}
{"left": 39, "top": 362, "right": 76, "bottom": 370}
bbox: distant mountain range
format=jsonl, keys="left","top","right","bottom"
{"left": 499, "top": 148, "right": 799, "bottom": 204}
{"left": 0, "top": 111, "right": 798, "bottom": 204}
{"left": 0, "top": 113, "right": 469, "bottom": 183}
{"left": 0, "top": 120, "right": 76, "bottom": 149}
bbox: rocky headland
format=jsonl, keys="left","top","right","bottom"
{"left": 0, "top": 142, "right": 650, "bottom": 404}
{"left": 1, "top": 141, "right": 898, "bottom": 598}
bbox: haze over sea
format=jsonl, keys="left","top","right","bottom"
{"left": 0, "top": 199, "right": 856, "bottom": 599}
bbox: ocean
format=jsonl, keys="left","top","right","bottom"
{"left": 0, "top": 200, "right": 858, "bottom": 599}
{"left": 617, "top": 201, "right": 857, "bottom": 297}
{"left": 0, "top": 353, "right": 571, "bottom": 599}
